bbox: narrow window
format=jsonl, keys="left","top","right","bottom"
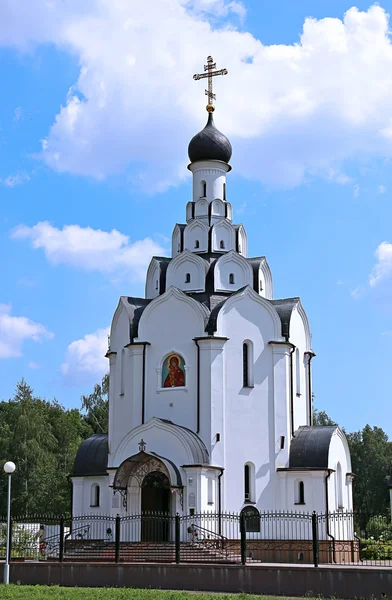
{"left": 229, "top": 273, "right": 235, "bottom": 284}
{"left": 185, "top": 273, "right": 191, "bottom": 283}
{"left": 259, "top": 280, "right": 263, "bottom": 292}
{"left": 299, "top": 481, "right": 305, "bottom": 504}
{"left": 244, "top": 465, "right": 250, "bottom": 501}
{"left": 243, "top": 343, "right": 249, "bottom": 387}
{"left": 295, "top": 480, "right": 305, "bottom": 504}
{"left": 207, "top": 478, "right": 214, "bottom": 505}
{"left": 296, "top": 348, "right": 301, "bottom": 396}
{"left": 201, "top": 180, "right": 206, "bottom": 197}
{"left": 195, "top": 240, "right": 200, "bottom": 249}
{"left": 223, "top": 182, "right": 226, "bottom": 201}
{"left": 120, "top": 348, "right": 125, "bottom": 395}
{"left": 177, "top": 242, "right": 181, "bottom": 252}
{"left": 336, "top": 463, "right": 343, "bottom": 508}
{"left": 155, "top": 280, "right": 159, "bottom": 290}
{"left": 220, "top": 240, "right": 225, "bottom": 249}
{"left": 90, "top": 484, "right": 100, "bottom": 507}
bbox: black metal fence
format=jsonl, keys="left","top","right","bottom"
{"left": 1, "top": 510, "right": 391, "bottom": 566}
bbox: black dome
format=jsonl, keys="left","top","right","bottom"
{"left": 188, "top": 113, "right": 232, "bottom": 164}
{"left": 73, "top": 434, "right": 108, "bottom": 476}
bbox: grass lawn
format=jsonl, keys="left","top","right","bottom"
{"left": 0, "top": 587, "right": 328, "bottom": 600}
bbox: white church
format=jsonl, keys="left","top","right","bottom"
{"left": 71, "top": 58, "right": 353, "bottom": 532}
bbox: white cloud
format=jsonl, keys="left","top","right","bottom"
{"left": 0, "top": 173, "right": 30, "bottom": 188}
{"left": 11, "top": 221, "right": 165, "bottom": 281}
{"left": 350, "top": 285, "right": 365, "bottom": 300}
{"left": 353, "top": 184, "right": 360, "bottom": 198}
{"left": 61, "top": 327, "right": 109, "bottom": 385}
{"left": 378, "top": 184, "right": 386, "bottom": 194}
{"left": 28, "top": 361, "right": 40, "bottom": 369}
{"left": 2, "top": 3, "right": 392, "bottom": 189}
{"left": 0, "top": 303, "right": 53, "bottom": 359}
{"left": 369, "top": 241, "right": 392, "bottom": 286}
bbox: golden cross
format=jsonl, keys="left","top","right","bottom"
{"left": 193, "top": 56, "right": 228, "bottom": 113}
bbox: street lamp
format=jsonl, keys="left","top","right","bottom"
{"left": 3, "top": 461, "right": 15, "bottom": 585}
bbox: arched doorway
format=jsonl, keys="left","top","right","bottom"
{"left": 141, "top": 471, "right": 171, "bottom": 541}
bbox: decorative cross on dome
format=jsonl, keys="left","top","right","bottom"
{"left": 193, "top": 56, "right": 228, "bottom": 113}
{"left": 138, "top": 439, "right": 146, "bottom": 452}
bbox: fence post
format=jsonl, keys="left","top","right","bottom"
{"left": 59, "top": 517, "right": 64, "bottom": 562}
{"left": 240, "top": 513, "right": 246, "bottom": 566}
{"left": 312, "top": 511, "right": 319, "bottom": 568}
{"left": 175, "top": 514, "right": 180, "bottom": 564}
{"left": 115, "top": 515, "right": 121, "bottom": 563}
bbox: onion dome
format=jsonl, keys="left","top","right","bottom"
{"left": 188, "top": 112, "right": 232, "bottom": 164}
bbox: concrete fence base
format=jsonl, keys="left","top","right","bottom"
{"left": 2, "top": 562, "right": 392, "bottom": 599}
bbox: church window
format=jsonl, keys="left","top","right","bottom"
{"left": 244, "top": 462, "right": 255, "bottom": 502}
{"left": 195, "top": 240, "right": 200, "bottom": 249}
{"left": 242, "top": 341, "right": 254, "bottom": 387}
{"left": 241, "top": 506, "right": 260, "bottom": 532}
{"left": 295, "top": 480, "right": 305, "bottom": 505}
{"left": 90, "top": 484, "right": 100, "bottom": 507}
{"left": 259, "top": 280, "right": 263, "bottom": 292}
{"left": 229, "top": 273, "right": 235, "bottom": 284}
{"left": 185, "top": 273, "right": 191, "bottom": 283}
{"left": 201, "top": 180, "right": 206, "bottom": 197}
{"left": 120, "top": 348, "right": 125, "bottom": 396}
{"left": 155, "top": 280, "right": 159, "bottom": 290}
{"left": 336, "top": 463, "right": 343, "bottom": 508}
{"left": 296, "top": 348, "right": 301, "bottom": 396}
{"left": 244, "top": 465, "right": 250, "bottom": 501}
{"left": 207, "top": 478, "right": 214, "bottom": 504}
{"left": 162, "top": 353, "right": 186, "bottom": 388}
{"left": 220, "top": 240, "right": 225, "bottom": 249}
{"left": 223, "top": 182, "right": 226, "bottom": 201}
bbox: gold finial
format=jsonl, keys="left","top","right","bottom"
{"left": 193, "top": 55, "right": 228, "bottom": 112}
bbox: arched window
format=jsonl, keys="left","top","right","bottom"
{"left": 90, "top": 484, "right": 100, "bottom": 507}
{"left": 244, "top": 462, "right": 256, "bottom": 503}
{"left": 244, "top": 464, "right": 250, "bottom": 501}
{"left": 155, "top": 280, "right": 159, "bottom": 290}
{"left": 243, "top": 343, "right": 249, "bottom": 387}
{"left": 336, "top": 463, "right": 343, "bottom": 508}
{"left": 223, "top": 182, "right": 226, "bottom": 201}
{"left": 295, "top": 480, "right": 305, "bottom": 505}
{"left": 185, "top": 273, "right": 191, "bottom": 283}
{"left": 296, "top": 348, "right": 301, "bottom": 396}
{"left": 220, "top": 240, "right": 225, "bottom": 249}
{"left": 201, "top": 180, "right": 206, "bottom": 197}
{"left": 194, "top": 240, "right": 200, "bottom": 249}
{"left": 229, "top": 273, "right": 235, "bottom": 284}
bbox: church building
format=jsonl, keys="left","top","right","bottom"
{"left": 71, "top": 57, "right": 353, "bottom": 525}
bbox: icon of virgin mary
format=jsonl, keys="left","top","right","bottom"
{"left": 163, "top": 355, "right": 185, "bottom": 388}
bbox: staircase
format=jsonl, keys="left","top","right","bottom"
{"left": 64, "top": 540, "right": 241, "bottom": 563}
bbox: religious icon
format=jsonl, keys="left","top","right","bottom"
{"left": 162, "top": 354, "right": 185, "bottom": 388}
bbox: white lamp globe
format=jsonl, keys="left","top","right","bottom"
{"left": 4, "top": 461, "right": 16, "bottom": 474}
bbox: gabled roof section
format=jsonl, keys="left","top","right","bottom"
{"left": 269, "top": 297, "right": 300, "bottom": 340}
{"left": 121, "top": 296, "right": 152, "bottom": 341}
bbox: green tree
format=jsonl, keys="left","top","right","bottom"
{"left": 0, "top": 379, "right": 89, "bottom": 516}
{"left": 313, "top": 408, "right": 337, "bottom": 426}
{"left": 81, "top": 373, "right": 109, "bottom": 434}
{"left": 347, "top": 425, "right": 392, "bottom": 515}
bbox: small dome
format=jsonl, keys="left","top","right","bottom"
{"left": 188, "top": 113, "right": 232, "bottom": 164}
{"left": 73, "top": 434, "right": 108, "bottom": 476}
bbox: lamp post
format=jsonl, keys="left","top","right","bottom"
{"left": 3, "top": 461, "right": 15, "bottom": 585}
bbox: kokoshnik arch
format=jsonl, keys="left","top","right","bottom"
{"left": 71, "top": 56, "right": 353, "bottom": 532}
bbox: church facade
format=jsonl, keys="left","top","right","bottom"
{"left": 71, "top": 84, "right": 353, "bottom": 525}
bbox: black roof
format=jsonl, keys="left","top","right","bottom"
{"left": 188, "top": 113, "right": 232, "bottom": 164}
{"left": 270, "top": 298, "right": 299, "bottom": 340}
{"left": 289, "top": 426, "right": 338, "bottom": 469}
{"left": 72, "top": 434, "right": 108, "bottom": 477}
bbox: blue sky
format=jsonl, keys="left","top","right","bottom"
{"left": 1, "top": 0, "right": 392, "bottom": 436}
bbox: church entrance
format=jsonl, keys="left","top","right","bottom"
{"left": 141, "top": 471, "right": 171, "bottom": 541}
